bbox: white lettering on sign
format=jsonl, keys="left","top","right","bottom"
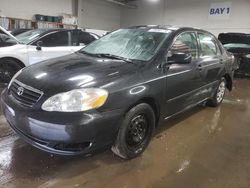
{"left": 208, "top": 2, "right": 232, "bottom": 20}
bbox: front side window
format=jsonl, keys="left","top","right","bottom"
{"left": 39, "top": 31, "right": 71, "bottom": 47}
{"left": 198, "top": 33, "right": 220, "bottom": 56}
{"left": 81, "top": 28, "right": 172, "bottom": 61}
{"left": 171, "top": 32, "right": 198, "bottom": 59}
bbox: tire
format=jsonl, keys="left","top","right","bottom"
{"left": 0, "top": 59, "right": 23, "bottom": 85}
{"left": 111, "top": 103, "right": 155, "bottom": 159}
{"left": 207, "top": 77, "right": 226, "bottom": 107}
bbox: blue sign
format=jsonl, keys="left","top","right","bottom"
{"left": 208, "top": 2, "right": 232, "bottom": 20}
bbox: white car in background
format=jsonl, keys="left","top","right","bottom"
{"left": 0, "top": 26, "right": 99, "bottom": 84}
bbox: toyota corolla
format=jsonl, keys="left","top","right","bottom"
{"left": 1, "top": 25, "right": 234, "bottom": 159}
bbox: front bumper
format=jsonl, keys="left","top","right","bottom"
{"left": 1, "top": 89, "right": 124, "bottom": 156}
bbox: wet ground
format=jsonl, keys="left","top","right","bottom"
{"left": 0, "top": 79, "right": 250, "bottom": 188}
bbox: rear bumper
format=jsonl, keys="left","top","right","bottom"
{"left": 1, "top": 89, "right": 124, "bottom": 156}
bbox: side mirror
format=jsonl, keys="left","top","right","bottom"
{"left": 36, "top": 41, "right": 43, "bottom": 51}
{"left": 167, "top": 52, "right": 192, "bottom": 64}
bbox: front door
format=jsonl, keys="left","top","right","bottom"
{"left": 27, "top": 31, "right": 73, "bottom": 65}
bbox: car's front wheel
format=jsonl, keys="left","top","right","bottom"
{"left": 207, "top": 77, "right": 226, "bottom": 107}
{"left": 111, "top": 103, "right": 155, "bottom": 159}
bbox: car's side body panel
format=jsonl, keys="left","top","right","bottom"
{"left": 0, "top": 44, "right": 29, "bottom": 66}
{"left": 27, "top": 45, "right": 83, "bottom": 65}
{"left": 0, "top": 28, "right": 98, "bottom": 67}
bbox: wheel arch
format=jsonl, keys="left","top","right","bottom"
{"left": 0, "top": 57, "right": 26, "bottom": 68}
{"left": 126, "top": 96, "right": 160, "bottom": 127}
{"left": 223, "top": 73, "right": 233, "bottom": 91}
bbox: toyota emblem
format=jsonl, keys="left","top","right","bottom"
{"left": 17, "top": 87, "right": 24, "bottom": 96}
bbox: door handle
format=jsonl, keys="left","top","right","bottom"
{"left": 219, "top": 59, "right": 224, "bottom": 64}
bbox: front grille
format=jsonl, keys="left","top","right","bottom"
{"left": 9, "top": 80, "right": 43, "bottom": 107}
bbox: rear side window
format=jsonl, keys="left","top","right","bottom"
{"left": 198, "top": 33, "right": 221, "bottom": 56}
{"left": 171, "top": 32, "right": 198, "bottom": 59}
{"left": 39, "top": 31, "right": 71, "bottom": 47}
{"left": 79, "top": 32, "right": 96, "bottom": 46}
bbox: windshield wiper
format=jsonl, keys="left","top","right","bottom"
{"left": 95, "top": 53, "right": 134, "bottom": 64}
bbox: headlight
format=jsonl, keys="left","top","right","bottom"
{"left": 8, "top": 69, "right": 23, "bottom": 89}
{"left": 42, "top": 88, "right": 108, "bottom": 112}
{"left": 245, "top": 54, "right": 250, "bottom": 58}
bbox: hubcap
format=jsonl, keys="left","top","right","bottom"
{"left": 216, "top": 81, "right": 226, "bottom": 103}
{"left": 126, "top": 114, "right": 148, "bottom": 148}
{"left": 0, "top": 64, "right": 17, "bottom": 84}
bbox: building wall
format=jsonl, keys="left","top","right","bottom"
{"left": 78, "top": 0, "right": 121, "bottom": 31}
{"left": 1, "top": 0, "right": 250, "bottom": 35}
{"left": 121, "top": 0, "right": 250, "bottom": 36}
{"left": 0, "top": 0, "right": 73, "bottom": 20}
{"left": 0, "top": 0, "right": 121, "bottom": 31}
{"left": 121, "top": 0, "right": 166, "bottom": 27}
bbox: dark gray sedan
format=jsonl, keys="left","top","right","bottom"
{"left": 1, "top": 25, "right": 234, "bottom": 159}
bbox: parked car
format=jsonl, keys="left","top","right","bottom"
{"left": 0, "top": 26, "right": 99, "bottom": 84}
{"left": 1, "top": 25, "right": 234, "bottom": 159}
{"left": 218, "top": 32, "right": 250, "bottom": 77}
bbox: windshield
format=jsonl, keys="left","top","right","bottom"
{"left": 15, "top": 29, "right": 46, "bottom": 44}
{"left": 81, "top": 28, "right": 172, "bottom": 61}
{"left": 224, "top": 43, "right": 250, "bottom": 49}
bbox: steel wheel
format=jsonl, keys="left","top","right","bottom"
{"left": 216, "top": 81, "right": 226, "bottom": 103}
{"left": 126, "top": 114, "right": 148, "bottom": 148}
{"left": 207, "top": 78, "right": 227, "bottom": 107}
{"left": 112, "top": 103, "right": 155, "bottom": 159}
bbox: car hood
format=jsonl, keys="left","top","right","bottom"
{"left": 17, "top": 52, "right": 139, "bottom": 95}
{"left": 0, "top": 26, "right": 20, "bottom": 44}
{"left": 218, "top": 33, "right": 250, "bottom": 45}
{"left": 218, "top": 33, "right": 250, "bottom": 55}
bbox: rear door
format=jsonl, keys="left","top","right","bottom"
{"left": 27, "top": 30, "right": 73, "bottom": 65}
{"left": 164, "top": 31, "right": 204, "bottom": 117}
{"left": 196, "top": 32, "right": 224, "bottom": 97}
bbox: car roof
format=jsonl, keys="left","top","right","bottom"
{"left": 127, "top": 25, "right": 180, "bottom": 31}
{"left": 32, "top": 28, "right": 99, "bottom": 36}
{"left": 35, "top": 28, "right": 78, "bottom": 35}
{"left": 125, "top": 25, "right": 213, "bottom": 35}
